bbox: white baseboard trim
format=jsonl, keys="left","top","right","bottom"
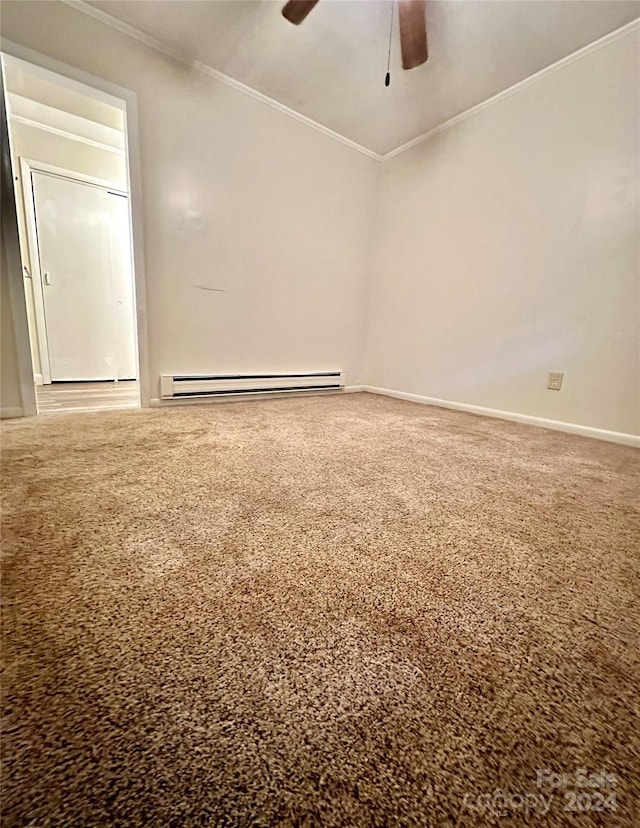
{"left": 34, "top": 373, "right": 44, "bottom": 386}
{"left": 362, "top": 386, "right": 640, "bottom": 448}
{"left": 0, "top": 406, "right": 25, "bottom": 420}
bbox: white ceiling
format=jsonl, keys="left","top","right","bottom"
{"left": 87, "top": 0, "right": 639, "bottom": 155}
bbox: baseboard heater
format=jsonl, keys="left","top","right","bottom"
{"left": 160, "top": 371, "right": 344, "bottom": 400}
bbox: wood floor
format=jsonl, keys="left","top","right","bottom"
{"left": 37, "top": 381, "right": 139, "bottom": 414}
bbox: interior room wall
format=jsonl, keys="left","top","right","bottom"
{"left": 10, "top": 120, "right": 126, "bottom": 188}
{"left": 0, "top": 233, "right": 23, "bottom": 415}
{"left": 0, "top": 1, "right": 379, "bottom": 400}
{"left": 1, "top": 4, "right": 637, "bottom": 440}
{"left": 365, "top": 27, "right": 640, "bottom": 436}
{"left": 8, "top": 120, "right": 128, "bottom": 379}
{"left": 6, "top": 72, "right": 125, "bottom": 130}
{"left": 1, "top": 74, "right": 36, "bottom": 419}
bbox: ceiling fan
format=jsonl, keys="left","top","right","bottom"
{"left": 281, "top": 0, "right": 428, "bottom": 71}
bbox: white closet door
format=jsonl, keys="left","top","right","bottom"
{"left": 32, "top": 171, "right": 136, "bottom": 381}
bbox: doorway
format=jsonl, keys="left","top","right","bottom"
{"left": 1, "top": 52, "right": 143, "bottom": 414}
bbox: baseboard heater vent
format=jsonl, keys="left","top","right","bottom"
{"left": 160, "top": 371, "right": 344, "bottom": 400}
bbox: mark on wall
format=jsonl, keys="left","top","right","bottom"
{"left": 190, "top": 283, "right": 226, "bottom": 293}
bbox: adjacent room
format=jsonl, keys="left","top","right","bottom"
{"left": 1, "top": 1, "right": 638, "bottom": 825}
{"left": 3, "top": 54, "right": 139, "bottom": 414}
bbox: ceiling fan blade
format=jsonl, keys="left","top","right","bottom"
{"left": 398, "top": 0, "right": 428, "bottom": 70}
{"left": 281, "top": 0, "right": 320, "bottom": 25}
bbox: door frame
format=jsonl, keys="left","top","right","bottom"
{"left": 0, "top": 40, "right": 151, "bottom": 409}
{"left": 20, "top": 158, "right": 128, "bottom": 384}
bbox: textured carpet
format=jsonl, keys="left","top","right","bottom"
{"left": 1, "top": 392, "right": 639, "bottom": 827}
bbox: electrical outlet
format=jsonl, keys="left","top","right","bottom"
{"left": 547, "top": 372, "right": 564, "bottom": 391}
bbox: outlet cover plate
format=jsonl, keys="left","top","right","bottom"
{"left": 547, "top": 372, "right": 564, "bottom": 391}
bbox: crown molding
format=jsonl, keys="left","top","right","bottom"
{"left": 65, "top": 1, "right": 382, "bottom": 161}
{"left": 381, "top": 17, "right": 640, "bottom": 161}
{"left": 63, "top": 4, "right": 639, "bottom": 164}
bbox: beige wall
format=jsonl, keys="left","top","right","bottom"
{"left": 10, "top": 121, "right": 126, "bottom": 193}
{"left": 2, "top": 3, "right": 637, "bottom": 437}
{"left": 1, "top": 72, "right": 35, "bottom": 419}
{"left": 0, "top": 1, "right": 379, "bottom": 398}
{"left": 1, "top": 229, "right": 22, "bottom": 414}
{"left": 365, "top": 29, "right": 640, "bottom": 435}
